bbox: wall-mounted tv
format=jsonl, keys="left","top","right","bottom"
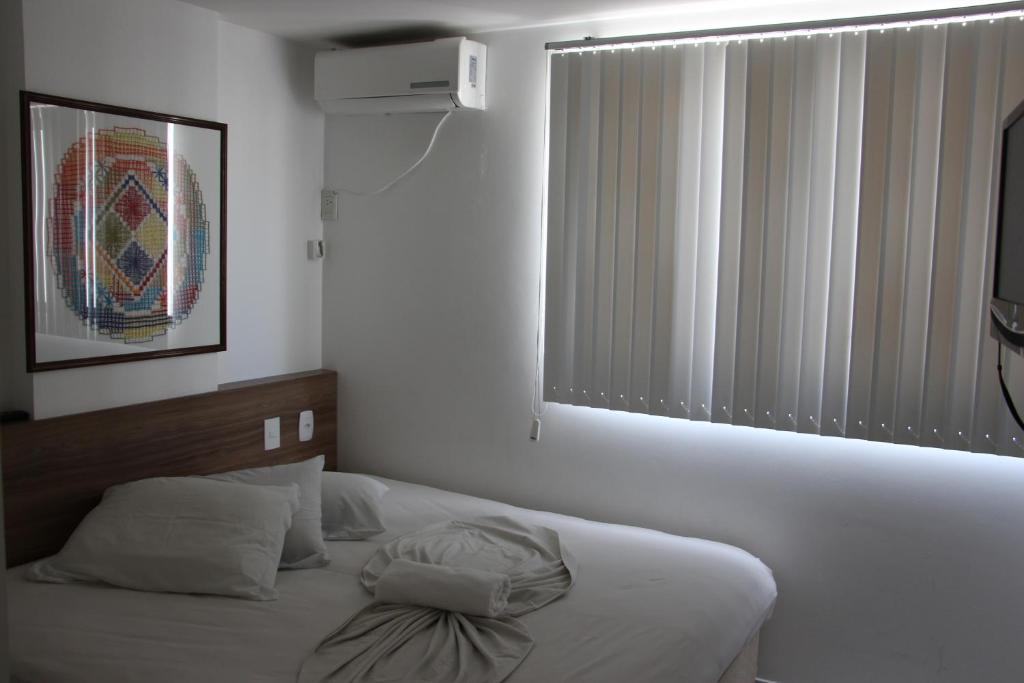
{"left": 992, "top": 96, "right": 1024, "bottom": 354}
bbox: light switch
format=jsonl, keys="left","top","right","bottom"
{"left": 264, "top": 417, "right": 281, "bottom": 450}
{"left": 298, "top": 410, "right": 314, "bottom": 442}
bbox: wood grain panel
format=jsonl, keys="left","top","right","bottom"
{"left": 1, "top": 369, "right": 337, "bottom": 567}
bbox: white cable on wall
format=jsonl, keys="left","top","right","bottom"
{"left": 335, "top": 110, "right": 454, "bottom": 196}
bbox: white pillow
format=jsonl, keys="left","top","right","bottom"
{"left": 208, "top": 455, "right": 329, "bottom": 569}
{"left": 27, "top": 477, "right": 299, "bottom": 601}
{"left": 321, "top": 472, "right": 389, "bottom": 540}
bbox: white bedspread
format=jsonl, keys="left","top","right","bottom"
{"left": 7, "top": 477, "right": 776, "bottom": 683}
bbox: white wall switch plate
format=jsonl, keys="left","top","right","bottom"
{"left": 298, "top": 410, "right": 314, "bottom": 442}
{"left": 264, "top": 416, "right": 281, "bottom": 450}
{"left": 321, "top": 189, "right": 338, "bottom": 221}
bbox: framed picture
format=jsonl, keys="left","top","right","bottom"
{"left": 20, "top": 91, "right": 226, "bottom": 372}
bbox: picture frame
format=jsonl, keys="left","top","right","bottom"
{"left": 20, "top": 91, "right": 227, "bottom": 372}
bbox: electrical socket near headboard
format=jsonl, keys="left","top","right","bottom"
{"left": 1, "top": 369, "right": 338, "bottom": 567}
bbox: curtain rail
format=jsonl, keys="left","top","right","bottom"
{"left": 544, "top": 1, "right": 1024, "bottom": 51}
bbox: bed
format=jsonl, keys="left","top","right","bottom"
{"left": 2, "top": 371, "right": 776, "bottom": 683}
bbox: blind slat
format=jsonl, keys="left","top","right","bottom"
{"left": 559, "top": 55, "right": 584, "bottom": 401}
{"left": 591, "top": 53, "right": 624, "bottom": 407}
{"left": 543, "top": 55, "right": 569, "bottom": 402}
{"left": 798, "top": 35, "right": 843, "bottom": 434}
{"left": 733, "top": 40, "right": 773, "bottom": 427}
{"left": 775, "top": 38, "right": 816, "bottom": 431}
{"left": 922, "top": 25, "right": 975, "bottom": 446}
{"left": 571, "top": 56, "right": 602, "bottom": 404}
{"left": 893, "top": 26, "right": 946, "bottom": 444}
{"left": 953, "top": 23, "right": 1004, "bottom": 447}
{"left": 821, "top": 32, "right": 867, "bottom": 438}
{"left": 629, "top": 49, "right": 665, "bottom": 410}
{"left": 754, "top": 39, "right": 795, "bottom": 430}
{"left": 669, "top": 48, "right": 706, "bottom": 417}
{"left": 691, "top": 45, "right": 727, "bottom": 420}
{"left": 868, "top": 30, "right": 918, "bottom": 442}
{"left": 845, "top": 30, "right": 894, "bottom": 439}
{"left": 610, "top": 51, "right": 643, "bottom": 409}
{"left": 711, "top": 42, "right": 749, "bottom": 423}
{"left": 649, "top": 49, "right": 683, "bottom": 415}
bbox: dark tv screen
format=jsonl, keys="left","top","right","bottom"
{"left": 996, "top": 110, "right": 1024, "bottom": 306}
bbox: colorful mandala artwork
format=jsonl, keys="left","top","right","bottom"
{"left": 48, "top": 126, "right": 210, "bottom": 344}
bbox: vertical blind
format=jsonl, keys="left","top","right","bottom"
{"left": 544, "top": 14, "right": 1024, "bottom": 454}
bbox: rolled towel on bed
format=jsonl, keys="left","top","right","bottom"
{"left": 373, "top": 558, "right": 511, "bottom": 617}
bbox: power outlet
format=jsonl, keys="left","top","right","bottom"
{"left": 321, "top": 189, "right": 338, "bottom": 222}
{"left": 298, "top": 410, "right": 314, "bottom": 442}
{"left": 264, "top": 416, "right": 281, "bottom": 450}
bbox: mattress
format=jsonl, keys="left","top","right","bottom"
{"left": 7, "top": 477, "right": 776, "bottom": 683}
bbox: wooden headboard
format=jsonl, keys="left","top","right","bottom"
{"left": 1, "top": 369, "right": 337, "bottom": 567}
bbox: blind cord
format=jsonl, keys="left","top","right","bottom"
{"left": 531, "top": 193, "right": 548, "bottom": 425}
{"left": 334, "top": 111, "right": 453, "bottom": 196}
{"left": 997, "top": 343, "right": 1024, "bottom": 433}
{"left": 531, "top": 298, "right": 547, "bottom": 421}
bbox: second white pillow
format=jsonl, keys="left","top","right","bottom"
{"left": 321, "top": 471, "right": 389, "bottom": 540}
{"left": 209, "top": 455, "right": 329, "bottom": 569}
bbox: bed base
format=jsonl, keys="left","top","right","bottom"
{"left": 718, "top": 632, "right": 759, "bottom": 683}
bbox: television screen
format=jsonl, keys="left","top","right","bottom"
{"left": 996, "top": 107, "right": 1024, "bottom": 306}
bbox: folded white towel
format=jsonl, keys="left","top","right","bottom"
{"left": 373, "top": 558, "right": 511, "bottom": 617}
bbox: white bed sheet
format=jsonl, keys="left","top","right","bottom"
{"left": 8, "top": 477, "right": 776, "bottom": 683}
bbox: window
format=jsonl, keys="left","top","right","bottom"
{"left": 543, "top": 10, "right": 1024, "bottom": 453}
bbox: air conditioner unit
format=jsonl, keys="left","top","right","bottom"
{"left": 314, "top": 37, "right": 486, "bottom": 115}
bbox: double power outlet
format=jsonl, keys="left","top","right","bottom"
{"left": 264, "top": 410, "right": 315, "bottom": 450}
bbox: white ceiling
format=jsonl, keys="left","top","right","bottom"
{"left": 181, "top": 0, "right": 731, "bottom": 45}
{"left": 181, "top": 0, "right": 1023, "bottom": 47}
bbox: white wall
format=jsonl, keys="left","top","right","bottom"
{"left": 321, "top": 11, "right": 1024, "bottom": 683}
{"left": 20, "top": 0, "right": 221, "bottom": 417}
{"left": 14, "top": 0, "right": 323, "bottom": 419}
{"left": 217, "top": 21, "right": 323, "bottom": 384}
